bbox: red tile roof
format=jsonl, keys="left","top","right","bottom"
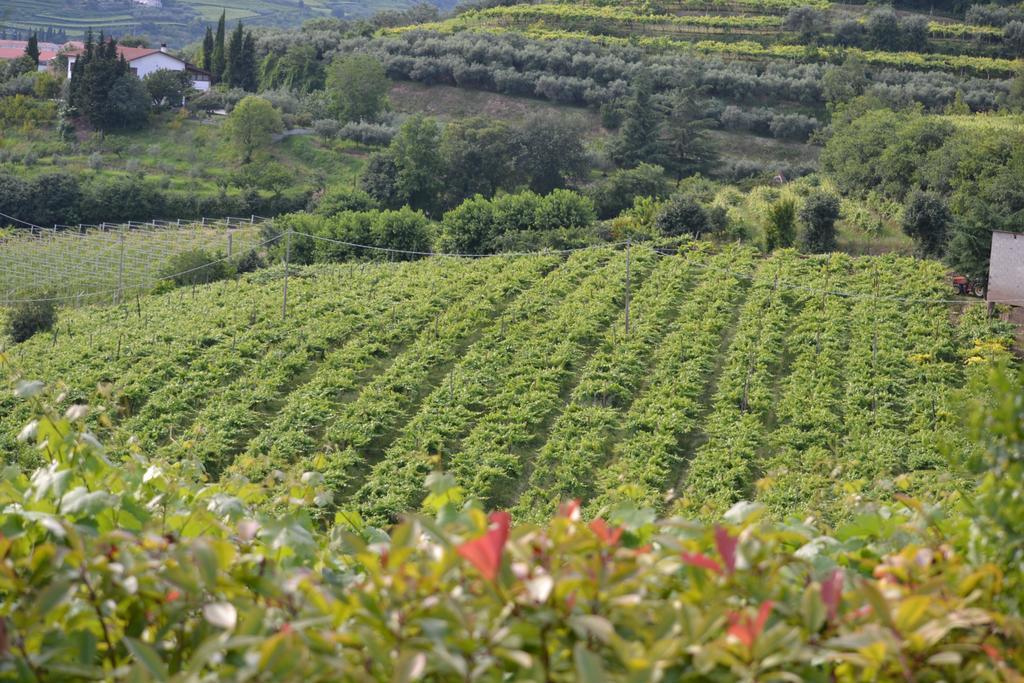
{"left": 65, "top": 45, "right": 180, "bottom": 63}
{"left": 0, "top": 40, "right": 75, "bottom": 62}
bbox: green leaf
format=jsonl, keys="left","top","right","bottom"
{"left": 194, "top": 541, "right": 220, "bottom": 588}
{"left": 60, "top": 488, "right": 118, "bottom": 516}
{"left": 34, "top": 579, "right": 73, "bottom": 618}
{"left": 573, "top": 643, "right": 606, "bottom": 681}
{"left": 124, "top": 637, "right": 169, "bottom": 682}
{"left": 858, "top": 581, "right": 897, "bottom": 633}
{"left": 394, "top": 651, "right": 427, "bottom": 682}
{"left": 570, "top": 615, "right": 615, "bottom": 644}
{"left": 801, "top": 585, "right": 826, "bottom": 633}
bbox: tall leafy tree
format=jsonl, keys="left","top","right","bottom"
{"left": 259, "top": 44, "right": 324, "bottom": 92}
{"left": 326, "top": 54, "right": 390, "bottom": 122}
{"left": 224, "top": 96, "right": 283, "bottom": 163}
{"left": 513, "top": 113, "right": 588, "bottom": 194}
{"left": 389, "top": 114, "right": 444, "bottom": 215}
{"left": 439, "top": 117, "right": 516, "bottom": 209}
{"left": 902, "top": 190, "right": 950, "bottom": 258}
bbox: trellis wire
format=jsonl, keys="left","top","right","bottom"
{"left": 0, "top": 213, "right": 1011, "bottom": 307}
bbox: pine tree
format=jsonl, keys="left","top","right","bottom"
{"left": 660, "top": 86, "right": 716, "bottom": 178}
{"left": 211, "top": 11, "right": 226, "bottom": 84}
{"left": 610, "top": 75, "right": 664, "bottom": 169}
{"left": 202, "top": 26, "right": 214, "bottom": 72}
{"left": 25, "top": 32, "right": 40, "bottom": 67}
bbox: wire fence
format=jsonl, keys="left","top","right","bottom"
{"left": 0, "top": 209, "right": 1009, "bottom": 309}
{"left": 0, "top": 213, "right": 269, "bottom": 304}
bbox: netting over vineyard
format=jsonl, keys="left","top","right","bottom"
{"left": 0, "top": 217, "right": 266, "bottom": 303}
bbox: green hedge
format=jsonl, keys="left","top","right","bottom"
{"left": 0, "top": 360, "right": 1022, "bottom": 680}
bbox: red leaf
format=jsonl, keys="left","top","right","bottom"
{"left": 456, "top": 511, "right": 511, "bottom": 582}
{"left": 982, "top": 644, "right": 1003, "bottom": 662}
{"left": 850, "top": 605, "right": 872, "bottom": 620}
{"left": 821, "top": 569, "right": 844, "bottom": 621}
{"left": 165, "top": 589, "right": 181, "bottom": 603}
{"left": 680, "top": 551, "right": 723, "bottom": 574}
{"left": 279, "top": 623, "right": 293, "bottom": 634}
{"left": 727, "top": 601, "right": 774, "bottom": 649}
{"left": 714, "top": 526, "right": 738, "bottom": 575}
{"left": 558, "top": 499, "right": 581, "bottom": 520}
{"left": 588, "top": 518, "right": 623, "bottom": 546}
{"left": 754, "top": 600, "right": 774, "bottom": 635}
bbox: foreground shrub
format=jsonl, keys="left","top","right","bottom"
{"left": 1, "top": 364, "right": 1022, "bottom": 680}
{"left": 4, "top": 299, "right": 56, "bottom": 343}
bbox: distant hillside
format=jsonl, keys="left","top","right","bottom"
{"left": 0, "top": 0, "right": 432, "bottom": 46}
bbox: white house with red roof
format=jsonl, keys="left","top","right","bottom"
{"left": 66, "top": 44, "right": 211, "bottom": 91}
{"left": 0, "top": 39, "right": 62, "bottom": 72}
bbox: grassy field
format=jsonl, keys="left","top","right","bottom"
{"left": 0, "top": 112, "right": 367, "bottom": 211}
{"left": 1, "top": 244, "right": 1004, "bottom": 526}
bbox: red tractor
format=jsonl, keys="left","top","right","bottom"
{"left": 952, "top": 274, "right": 986, "bottom": 298}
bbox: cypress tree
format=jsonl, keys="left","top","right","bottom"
{"left": 202, "top": 26, "right": 214, "bottom": 72}
{"left": 71, "top": 35, "right": 136, "bottom": 130}
{"left": 211, "top": 11, "right": 226, "bottom": 83}
{"left": 25, "top": 32, "right": 40, "bottom": 67}
{"left": 225, "top": 21, "right": 244, "bottom": 87}
{"left": 241, "top": 30, "right": 257, "bottom": 91}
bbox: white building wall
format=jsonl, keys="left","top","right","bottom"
{"left": 68, "top": 51, "right": 210, "bottom": 91}
{"left": 988, "top": 231, "right": 1024, "bottom": 306}
{"left": 126, "top": 52, "right": 185, "bottom": 79}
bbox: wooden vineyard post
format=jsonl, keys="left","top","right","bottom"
{"left": 282, "top": 230, "right": 292, "bottom": 320}
{"left": 227, "top": 230, "right": 233, "bottom": 259}
{"left": 624, "top": 237, "right": 632, "bottom": 337}
{"left": 871, "top": 264, "right": 879, "bottom": 414}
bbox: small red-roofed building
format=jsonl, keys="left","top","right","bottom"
{"left": 0, "top": 39, "right": 62, "bottom": 72}
{"left": 65, "top": 43, "right": 211, "bottom": 91}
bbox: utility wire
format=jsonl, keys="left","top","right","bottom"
{"left": 291, "top": 231, "right": 630, "bottom": 258}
